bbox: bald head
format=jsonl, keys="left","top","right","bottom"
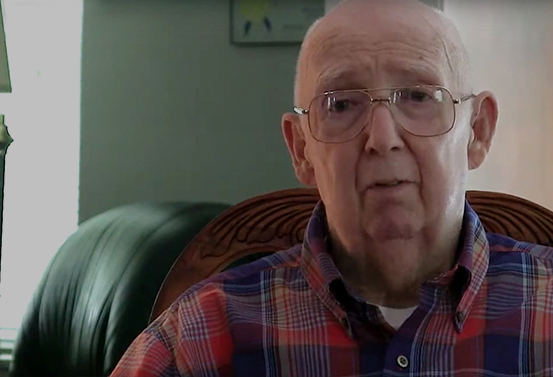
{"left": 294, "top": 0, "right": 472, "bottom": 105}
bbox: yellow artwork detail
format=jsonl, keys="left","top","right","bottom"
{"left": 239, "top": 0, "right": 270, "bottom": 23}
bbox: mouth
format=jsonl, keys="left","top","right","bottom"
{"left": 365, "top": 180, "right": 415, "bottom": 195}
{"left": 370, "top": 180, "right": 407, "bottom": 188}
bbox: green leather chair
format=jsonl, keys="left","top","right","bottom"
{"left": 9, "top": 201, "right": 230, "bottom": 377}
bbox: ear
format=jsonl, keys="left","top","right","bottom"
{"left": 468, "top": 91, "right": 499, "bottom": 170}
{"left": 282, "top": 112, "right": 316, "bottom": 186}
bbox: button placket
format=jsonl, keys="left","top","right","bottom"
{"left": 340, "top": 317, "right": 354, "bottom": 339}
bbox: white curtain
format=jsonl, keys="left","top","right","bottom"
{"left": 0, "top": 0, "right": 82, "bottom": 352}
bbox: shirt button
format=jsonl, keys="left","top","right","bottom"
{"left": 456, "top": 311, "right": 465, "bottom": 322}
{"left": 397, "top": 355, "right": 409, "bottom": 369}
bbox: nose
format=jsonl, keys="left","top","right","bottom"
{"left": 362, "top": 101, "right": 405, "bottom": 155}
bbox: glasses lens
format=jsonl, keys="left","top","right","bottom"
{"left": 308, "top": 90, "right": 369, "bottom": 142}
{"left": 306, "top": 86, "right": 455, "bottom": 143}
{"left": 392, "top": 87, "right": 454, "bottom": 136}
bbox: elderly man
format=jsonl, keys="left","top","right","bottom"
{"left": 112, "top": 0, "right": 553, "bottom": 375}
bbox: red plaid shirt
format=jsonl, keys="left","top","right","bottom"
{"left": 112, "top": 202, "right": 553, "bottom": 376}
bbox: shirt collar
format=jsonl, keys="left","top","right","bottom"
{"left": 300, "top": 202, "right": 345, "bottom": 318}
{"left": 451, "top": 201, "right": 490, "bottom": 331}
{"left": 300, "top": 200, "right": 490, "bottom": 331}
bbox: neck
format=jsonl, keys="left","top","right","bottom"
{"left": 330, "top": 220, "right": 462, "bottom": 308}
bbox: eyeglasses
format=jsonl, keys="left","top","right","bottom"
{"left": 293, "top": 85, "right": 475, "bottom": 144}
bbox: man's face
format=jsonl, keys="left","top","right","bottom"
{"left": 286, "top": 6, "right": 484, "bottom": 258}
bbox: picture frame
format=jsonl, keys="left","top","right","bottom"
{"left": 230, "top": 0, "right": 324, "bottom": 45}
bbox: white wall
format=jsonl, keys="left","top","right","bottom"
{"left": 446, "top": 1, "right": 553, "bottom": 209}
{"left": 79, "top": 0, "right": 300, "bottom": 222}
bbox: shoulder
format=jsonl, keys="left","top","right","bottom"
{"left": 143, "top": 245, "right": 304, "bottom": 352}
{"left": 165, "top": 244, "right": 304, "bottom": 315}
{"left": 191, "top": 244, "right": 304, "bottom": 291}
{"left": 487, "top": 232, "right": 553, "bottom": 271}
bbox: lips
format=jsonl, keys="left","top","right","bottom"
{"left": 370, "top": 180, "right": 407, "bottom": 188}
{"left": 374, "top": 180, "right": 403, "bottom": 187}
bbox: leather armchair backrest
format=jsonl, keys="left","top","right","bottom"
{"left": 10, "top": 201, "right": 229, "bottom": 377}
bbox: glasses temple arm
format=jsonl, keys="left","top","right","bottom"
{"left": 293, "top": 106, "right": 309, "bottom": 115}
{"left": 453, "top": 93, "right": 476, "bottom": 104}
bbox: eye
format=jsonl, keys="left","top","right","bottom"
{"left": 394, "top": 88, "right": 438, "bottom": 105}
{"left": 324, "top": 92, "right": 361, "bottom": 113}
{"left": 327, "top": 98, "right": 350, "bottom": 112}
{"left": 399, "top": 88, "right": 433, "bottom": 103}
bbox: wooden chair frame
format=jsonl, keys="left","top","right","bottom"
{"left": 151, "top": 189, "right": 553, "bottom": 321}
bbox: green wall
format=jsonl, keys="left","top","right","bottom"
{"left": 79, "top": 0, "right": 300, "bottom": 222}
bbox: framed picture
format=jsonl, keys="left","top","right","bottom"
{"left": 230, "top": 0, "right": 324, "bottom": 45}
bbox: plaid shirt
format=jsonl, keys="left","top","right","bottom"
{"left": 112, "top": 202, "right": 553, "bottom": 376}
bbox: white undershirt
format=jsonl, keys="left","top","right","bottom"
{"left": 343, "top": 283, "right": 418, "bottom": 329}
{"left": 377, "top": 305, "right": 417, "bottom": 330}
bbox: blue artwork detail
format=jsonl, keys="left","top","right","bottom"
{"left": 244, "top": 21, "right": 252, "bottom": 35}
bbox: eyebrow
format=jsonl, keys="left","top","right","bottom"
{"left": 315, "top": 64, "right": 443, "bottom": 93}
{"left": 316, "top": 69, "right": 362, "bottom": 93}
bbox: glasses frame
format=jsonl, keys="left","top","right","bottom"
{"left": 293, "top": 85, "right": 475, "bottom": 144}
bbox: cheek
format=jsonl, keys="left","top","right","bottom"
{"left": 309, "top": 144, "right": 361, "bottom": 201}
{"left": 415, "top": 139, "right": 469, "bottom": 206}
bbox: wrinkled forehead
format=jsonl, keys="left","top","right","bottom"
{"left": 299, "top": 10, "right": 454, "bottom": 100}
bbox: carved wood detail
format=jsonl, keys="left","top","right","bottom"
{"left": 466, "top": 191, "right": 553, "bottom": 246}
{"left": 150, "top": 189, "right": 553, "bottom": 322}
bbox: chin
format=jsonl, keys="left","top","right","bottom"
{"left": 370, "top": 222, "right": 417, "bottom": 242}
{"left": 366, "top": 209, "right": 421, "bottom": 242}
